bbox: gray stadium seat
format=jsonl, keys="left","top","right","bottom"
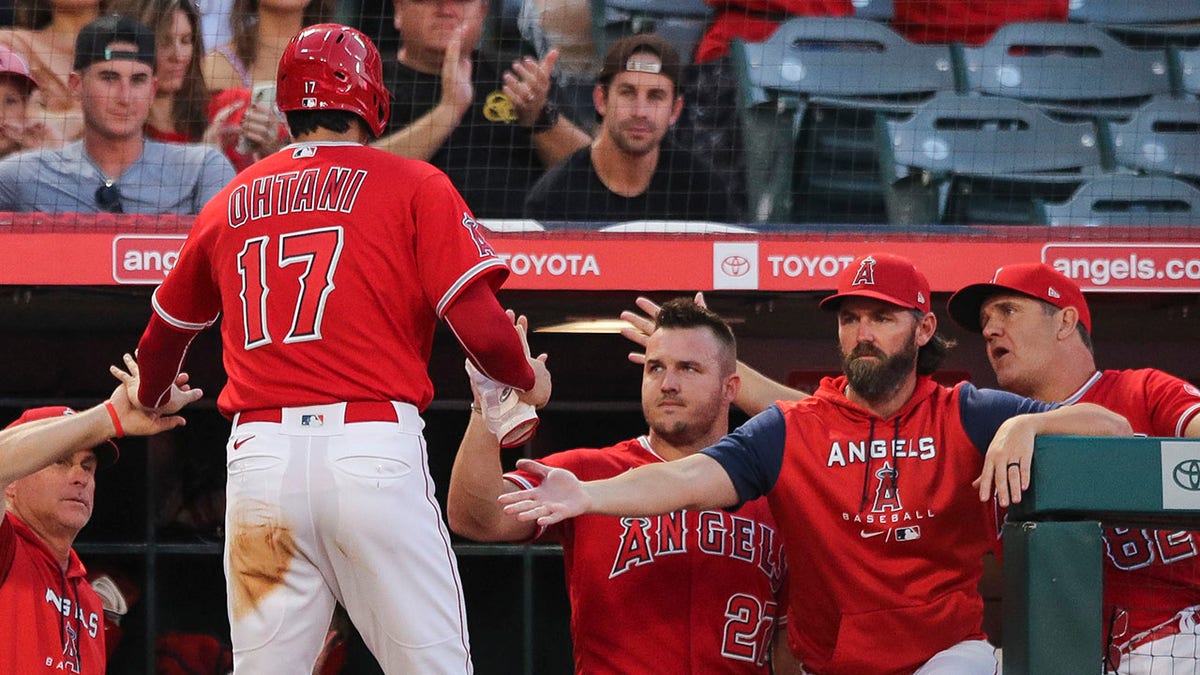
{"left": 851, "top": 0, "right": 894, "bottom": 22}
{"left": 1038, "top": 174, "right": 1200, "bottom": 226}
{"left": 1178, "top": 48, "right": 1200, "bottom": 95}
{"left": 1067, "top": 0, "right": 1200, "bottom": 25}
{"left": 961, "top": 22, "right": 1173, "bottom": 120}
{"left": 1109, "top": 98, "right": 1200, "bottom": 182}
{"left": 879, "top": 92, "right": 1105, "bottom": 225}
{"left": 731, "top": 17, "right": 956, "bottom": 223}
{"left": 1069, "top": 0, "right": 1200, "bottom": 50}
{"left": 589, "top": 0, "right": 713, "bottom": 65}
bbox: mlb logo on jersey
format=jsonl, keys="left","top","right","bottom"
{"left": 301, "top": 414, "right": 325, "bottom": 427}
{"left": 895, "top": 527, "right": 921, "bottom": 541}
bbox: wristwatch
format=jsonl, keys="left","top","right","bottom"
{"left": 531, "top": 101, "right": 559, "bottom": 133}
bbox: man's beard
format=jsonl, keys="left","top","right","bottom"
{"left": 842, "top": 334, "right": 918, "bottom": 403}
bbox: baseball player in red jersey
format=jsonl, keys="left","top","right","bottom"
{"left": 0, "top": 363, "right": 200, "bottom": 674}
{"left": 948, "top": 263, "right": 1200, "bottom": 674}
{"left": 496, "top": 253, "right": 1133, "bottom": 675}
{"left": 449, "top": 299, "right": 794, "bottom": 673}
{"left": 130, "top": 24, "right": 549, "bottom": 674}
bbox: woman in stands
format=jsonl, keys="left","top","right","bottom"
{"left": 201, "top": 0, "right": 332, "bottom": 169}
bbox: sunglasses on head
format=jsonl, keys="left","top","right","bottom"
{"left": 95, "top": 182, "right": 123, "bottom": 214}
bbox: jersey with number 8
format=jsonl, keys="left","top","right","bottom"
{"left": 153, "top": 143, "right": 507, "bottom": 416}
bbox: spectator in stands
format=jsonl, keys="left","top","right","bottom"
{"left": 202, "top": 0, "right": 332, "bottom": 167}
{"left": 374, "top": 0, "right": 590, "bottom": 219}
{"left": 524, "top": 34, "right": 740, "bottom": 223}
{"left": 945, "top": 263, "right": 1200, "bottom": 674}
{"left": 0, "top": 14, "right": 234, "bottom": 214}
{"left": 0, "top": 0, "right": 104, "bottom": 148}
{"left": 518, "top": 0, "right": 598, "bottom": 132}
{"left": 109, "top": 0, "right": 209, "bottom": 144}
{"left": 0, "top": 358, "right": 200, "bottom": 674}
{"left": 0, "top": 43, "right": 37, "bottom": 158}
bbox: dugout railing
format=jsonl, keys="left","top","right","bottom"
{"left": 1003, "top": 436, "right": 1200, "bottom": 674}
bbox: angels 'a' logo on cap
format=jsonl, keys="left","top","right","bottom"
{"left": 1047, "top": 286, "right": 1061, "bottom": 299}
{"left": 851, "top": 255, "right": 877, "bottom": 287}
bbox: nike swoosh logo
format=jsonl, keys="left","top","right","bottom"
{"left": 233, "top": 435, "right": 255, "bottom": 450}
{"left": 859, "top": 530, "right": 885, "bottom": 539}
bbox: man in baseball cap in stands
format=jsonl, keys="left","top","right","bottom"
{"left": 948, "top": 263, "right": 1200, "bottom": 672}
{"left": 500, "top": 252, "right": 1132, "bottom": 674}
{"left": 523, "top": 33, "right": 742, "bottom": 224}
{"left": 0, "top": 13, "right": 234, "bottom": 214}
{"left": 0, "top": 357, "right": 201, "bottom": 674}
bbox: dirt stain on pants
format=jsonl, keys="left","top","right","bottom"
{"left": 228, "top": 500, "right": 297, "bottom": 620}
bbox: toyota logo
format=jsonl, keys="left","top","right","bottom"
{"left": 1174, "top": 459, "right": 1200, "bottom": 492}
{"left": 721, "top": 255, "right": 751, "bottom": 277}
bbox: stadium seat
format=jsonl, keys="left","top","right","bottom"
{"left": 1108, "top": 98, "right": 1200, "bottom": 183}
{"left": 1069, "top": 0, "right": 1200, "bottom": 50}
{"left": 731, "top": 17, "right": 956, "bottom": 223}
{"left": 851, "top": 0, "right": 894, "bottom": 22}
{"left": 960, "top": 22, "right": 1174, "bottom": 120}
{"left": 589, "top": 0, "right": 713, "bottom": 65}
{"left": 878, "top": 92, "right": 1105, "bottom": 225}
{"left": 1037, "top": 174, "right": 1200, "bottom": 226}
{"left": 1178, "top": 48, "right": 1200, "bottom": 95}
{"left": 1067, "top": 0, "right": 1200, "bottom": 25}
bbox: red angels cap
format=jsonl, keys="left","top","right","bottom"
{"left": 819, "top": 253, "right": 931, "bottom": 313}
{"left": 947, "top": 262, "right": 1091, "bottom": 333}
{"left": 4, "top": 406, "right": 119, "bottom": 465}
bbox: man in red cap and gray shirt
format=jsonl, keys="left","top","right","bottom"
{"left": 497, "top": 252, "right": 1132, "bottom": 675}
{"left": 947, "top": 263, "right": 1200, "bottom": 674}
{"left": 0, "top": 360, "right": 200, "bottom": 674}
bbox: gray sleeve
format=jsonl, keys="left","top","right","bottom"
{"left": 193, "top": 148, "right": 236, "bottom": 211}
{"left": 0, "top": 156, "right": 23, "bottom": 210}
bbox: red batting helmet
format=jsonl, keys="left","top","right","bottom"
{"left": 276, "top": 23, "right": 391, "bottom": 137}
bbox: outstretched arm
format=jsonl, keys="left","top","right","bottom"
{"left": 448, "top": 410, "right": 539, "bottom": 542}
{"left": 620, "top": 293, "right": 807, "bottom": 415}
{"left": 976, "top": 402, "right": 1132, "bottom": 507}
{"left": 1, "top": 358, "right": 201, "bottom": 517}
{"left": 498, "top": 453, "right": 738, "bottom": 526}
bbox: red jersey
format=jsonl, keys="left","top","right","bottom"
{"left": 1065, "top": 369, "right": 1200, "bottom": 649}
{"left": 892, "top": 0, "right": 1068, "bottom": 45}
{"left": 507, "top": 437, "right": 787, "bottom": 674}
{"left": 0, "top": 514, "right": 105, "bottom": 674}
{"left": 704, "top": 376, "right": 1053, "bottom": 675}
{"left": 695, "top": 0, "right": 853, "bottom": 64}
{"left": 151, "top": 142, "right": 509, "bottom": 416}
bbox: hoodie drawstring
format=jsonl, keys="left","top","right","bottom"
{"left": 858, "top": 417, "right": 903, "bottom": 513}
{"left": 859, "top": 418, "right": 877, "bottom": 512}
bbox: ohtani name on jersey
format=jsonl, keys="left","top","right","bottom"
{"left": 609, "top": 510, "right": 785, "bottom": 584}
{"left": 227, "top": 166, "right": 368, "bottom": 227}
{"left": 827, "top": 437, "right": 936, "bottom": 467}
{"left": 45, "top": 588, "right": 100, "bottom": 638}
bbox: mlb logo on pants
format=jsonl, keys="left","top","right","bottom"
{"left": 301, "top": 414, "right": 325, "bottom": 427}
{"left": 895, "top": 527, "right": 921, "bottom": 541}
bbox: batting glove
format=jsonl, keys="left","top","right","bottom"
{"left": 466, "top": 359, "right": 539, "bottom": 448}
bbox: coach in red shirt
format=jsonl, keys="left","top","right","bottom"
{"left": 0, "top": 365, "right": 199, "bottom": 674}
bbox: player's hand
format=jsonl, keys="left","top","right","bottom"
{"left": 497, "top": 459, "right": 588, "bottom": 526}
{"left": 504, "top": 49, "right": 557, "bottom": 128}
{"left": 108, "top": 355, "right": 202, "bottom": 436}
{"left": 510, "top": 312, "right": 551, "bottom": 408}
{"left": 974, "top": 415, "right": 1034, "bottom": 507}
{"left": 110, "top": 353, "right": 203, "bottom": 417}
{"left": 620, "top": 292, "right": 707, "bottom": 366}
{"left": 440, "top": 26, "right": 474, "bottom": 121}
